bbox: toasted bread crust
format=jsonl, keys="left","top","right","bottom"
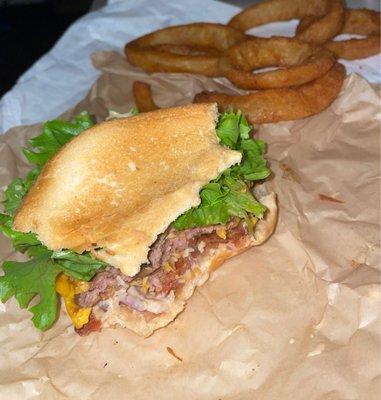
{"left": 14, "top": 104, "right": 242, "bottom": 277}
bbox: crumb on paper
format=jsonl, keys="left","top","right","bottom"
{"left": 279, "top": 162, "right": 301, "bottom": 183}
{"left": 351, "top": 259, "right": 363, "bottom": 268}
{"left": 307, "top": 343, "right": 325, "bottom": 357}
{"left": 166, "top": 346, "right": 183, "bottom": 362}
{"left": 318, "top": 194, "right": 345, "bottom": 204}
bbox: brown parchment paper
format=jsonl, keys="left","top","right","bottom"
{"left": 0, "top": 51, "right": 379, "bottom": 400}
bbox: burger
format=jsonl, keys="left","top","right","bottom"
{"left": 0, "top": 103, "right": 277, "bottom": 336}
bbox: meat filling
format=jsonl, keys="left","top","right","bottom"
{"left": 75, "top": 219, "right": 249, "bottom": 332}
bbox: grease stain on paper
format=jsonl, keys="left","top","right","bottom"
{"left": 279, "top": 162, "right": 301, "bottom": 183}
{"left": 318, "top": 194, "right": 345, "bottom": 204}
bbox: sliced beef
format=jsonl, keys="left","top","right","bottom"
{"left": 147, "top": 227, "right": 169, "bottom": 270}
{"left": 141, "top": 221, "right": 245, "bottom": 295}
{"left": 76, "top": 218, "right": 249, "bottom": 312}
{"left": 147, "top": 223, "right": 234, "bottom": 272}
{"left": 227, "top": 220, "right": 248, "bottom": 241}
{"left": 76, "top": 267, "right": 130, "bottom": 308}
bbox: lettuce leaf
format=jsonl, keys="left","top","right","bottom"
{"left": 23, "top": 113, "right": 93, "bottom": 167}
{"left": 0, "top": 112, "right": 106, "bottom": 330}
{"left": 0, "top": 254, "right": 62, "bottom": 330}
{"left": 0, "top": 108, "right": 270, "bottom": 331}
{"left": 0, "top": 247, "right": 106, "bottom": 331}
{"left": 0, "top": 213, "right": 40, "bottom": 253}
{"left": 173, "top": 110, "right": 270, "bottom": 230}
{"left": 2, "top": 169, "right": 40, "bottom": 218}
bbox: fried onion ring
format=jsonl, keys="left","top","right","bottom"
{"left": 298, "top": 8, "right": 381, "bottom": 60}
{"left": 125, "top": 23, "right": 246, "bottom": 77}
{"left": 326, "top": 9, "right": 380, "bottom": 60}
{"left": 295, "top": 0, "right": 344, "bottom": 45}
{"left": 218, "top": 37, "right": 336, "bottom": 90}
{"left": 194, "top": 63, "right": 346, "bottom": 124}
{"left": 228, "top": 0, "right": 326, "bottom": 32}
{"left": 341, "top": 8, "right": 381, "bottom": 35}
{"left": 133, "top": 82, "right": 158, "bottom": 112}
{"left": 325, "top": 35, "right": 380, "bottom": 60}
{"left": 229, "top": 0, "right": 344, "bottom": 44}
{"left": 297, "top": 9, "right": 380, "bottom": 37}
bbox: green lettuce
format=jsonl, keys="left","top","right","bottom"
{"left": 173, "top": 110, "right": 270, "bottom": 230}
{"left": 0, "top": 248, "right": 104, "bottom": 330}
{"left": 0, "top": 108, "right": 270, "bottom": 331}
{"left": 23, "top": 113, "right": 93, "bottom": 167}
{"left": 0, "top": 112, "right": 106, "bottom": 330}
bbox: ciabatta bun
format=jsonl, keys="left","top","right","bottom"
{"left": 14, "top": 104, "right": 241, "bottom": 277}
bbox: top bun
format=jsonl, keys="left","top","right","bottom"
{"left": 14, "top": 103, "right": 242, "bottom": 277}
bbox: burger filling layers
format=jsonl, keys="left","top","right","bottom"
{"left": 73, "top": 218, "right": 252, "bottom": 335}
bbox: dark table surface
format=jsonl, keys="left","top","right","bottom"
{"left": 0, "top": 1, "right": 92, "bottom": 97}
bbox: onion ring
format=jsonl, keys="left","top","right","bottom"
{"left": 133, "top": 82, "right": 158, "bottom": 112}
{"left": 194, "top": 63, "right": 346, "bottom": 124}
{"left": 228, "top": 0, "right": 344, "bottom": 44}
{"left": 125, "top": 23, "right": 246, "bottom": 77}
{"left": 229, "top": 0, "right": 324, "bottom": 31}
{"left": 148, "top": 44, "right": 220, "bottom": 56}
{"left": 218, "top": 37, "right": 335, "bottom": 90}
{"left": 295, "top": 0, "right": 344, "bottom": 45}
{"left": 341, "top": 9, "right": 380, "bottom": 36}
{"left": 297, "top": 9, "right": 380, "bottom": 37}
{"left": 298, "top": 8, "right": 381, "bottom": 59}
{"left": 325, "top": 36, "right": 380, "bottom": 60}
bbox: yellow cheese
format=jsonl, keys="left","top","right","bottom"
{"left": 55, "top": 274, "right": 91, "bottom": 329}
{"left": 163, "top": 262, "right": 174, "bottom": 273}
{"left": 216, "top": 227, "right": 227, "bottom": 240}
{"left": 251, "top": 216, "right": 258, "bottom": 226}
{"left": 142, "top": 277, "right": 150, "bottom": 294}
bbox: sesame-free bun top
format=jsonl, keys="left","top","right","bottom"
{"left": 14, "top": 103, "right": 242, "bottom": 277}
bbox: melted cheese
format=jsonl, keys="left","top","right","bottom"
{"left": 216, "top": 227, "right": 227, "bottom": 239}
{"left": 55, "top": 274, "right": 91, "bottom": 329}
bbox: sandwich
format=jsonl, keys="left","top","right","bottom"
{"left": 0, "top": 103, "right": 277, "bottom": 336}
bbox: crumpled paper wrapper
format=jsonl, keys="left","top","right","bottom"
{"left": 0, "top": 52, "right": 379, "bottom": 400}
